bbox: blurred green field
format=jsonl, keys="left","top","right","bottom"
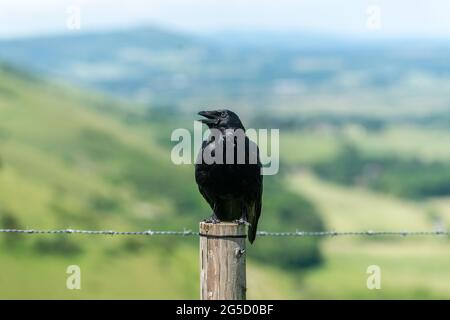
{"left": 0, "top": 242, "right": 304, "bottom": 299}
{"left": 0, "top": 65, "right": 320, "bottom": 299}
{"left": 1, "top": 63, "right": 450, "bottom": 299}
{"left": 287, "top": 172, "right": 450, "bottom": 299}
{"left": 281, "top": 125, "right": 450, "bottom": 166}
{"left": 2, "top": 170, "right": 449, "bottom": 299}
{"left": 280, "top": 126, "right": 450, "bottom": 298}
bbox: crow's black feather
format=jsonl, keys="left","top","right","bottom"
{"left": 195, "top": 109, "right": 263, "bottom": 243}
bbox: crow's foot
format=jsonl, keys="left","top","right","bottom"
{"left": 204, "top": 216, "right": 221, "bottom": 224}
{"left": 233, "top": 218, "right": 250, "bottom": 226}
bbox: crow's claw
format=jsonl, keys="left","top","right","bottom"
{"left": 204, "top": 217, "right": 221, "bottom": 224}
{"left": 233, "top": 218, "right": 250, "bottom": 226}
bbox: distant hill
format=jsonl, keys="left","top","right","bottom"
{"left": 1, "top": 27, "right": 450, "bottom": 118}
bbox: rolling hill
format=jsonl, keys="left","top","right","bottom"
{"left": 1, "top": 27, "right": 450, "bottom": 119}
{"left": 0, "top": 63, "right": 323, "bottom": 298}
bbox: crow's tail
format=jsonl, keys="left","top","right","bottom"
{"left": 248, "top": 224, "right": 257, "bottom": 244}
{"left": 247, "top": 201, "right": 261, "bottom": 244}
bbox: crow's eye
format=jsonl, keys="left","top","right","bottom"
{"left": 220, "top": 112, "right": 227, "bottom": 118}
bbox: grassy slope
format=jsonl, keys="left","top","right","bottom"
{"left": 344, "top": 125, "right": 450, "bottom": 162}
{"left": 0, "top": 67, "right": 303, "bottom": 299}
{"left": 2, "top": 66, "right": 449, "bottom": 299}
{"left": 0, "top": 243, "right": 301, "bottom": 299}
{"left": 288, "top": 172, "right": 450, "bottom": 299}
{"left": 280, "top": 125, "right": 450, "bottom": 167}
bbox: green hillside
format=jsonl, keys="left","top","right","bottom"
{"left": 288, "top": 172, "right": 450, "bottom": 299}
{"left": 0, "top": 64, "right": 322, "bottom": 299}
{"left": 1, "top": 63, "right": 449, "bottom": 299}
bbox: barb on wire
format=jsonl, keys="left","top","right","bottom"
{"left": 0, "top": 228, "right": 448, "bottom": 237}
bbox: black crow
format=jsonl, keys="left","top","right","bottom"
{"left": 195, "top": 109, "right": 263, "bottom": 243}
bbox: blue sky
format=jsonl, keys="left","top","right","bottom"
{"left": 1, "top": 0, "right": 450, "bottom": 38}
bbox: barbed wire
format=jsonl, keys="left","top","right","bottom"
{"left": 0, "top": 229, "right": 198, "bottom": 236}
{"left": 257, "top": 230, "right": 450, "bottom": 237}
{"left": 0, "top": 228, "right": 448, "bottom": 237}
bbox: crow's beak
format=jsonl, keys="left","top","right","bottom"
{"left": 198, "top": 111, "right": 219, "bottom": 125}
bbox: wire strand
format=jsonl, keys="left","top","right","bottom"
{"left": 0, "top": 228, "right": 448, "bottom": 237}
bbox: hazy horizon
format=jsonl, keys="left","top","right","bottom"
{"left": 1, "top": 0, "right": 450, "bottom": 40}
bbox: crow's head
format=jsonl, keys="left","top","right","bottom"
{"left": 198, "top": 109, "right": 245, "bottom": 130}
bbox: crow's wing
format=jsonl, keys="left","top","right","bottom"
{"left": 195, "top": 140, "right": 216, "bottom": 212}
{"left": 245, "top": 138, "right": 263, "bottom": 243}
{"left": 197, "top": 184, "right": 215, "bottom": 212}
{"left": 246, "top": 172, "right": 262, "bottom": 243}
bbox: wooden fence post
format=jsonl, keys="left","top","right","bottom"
{"left": 200, "top": 221, "right": 246, "bottom": 300}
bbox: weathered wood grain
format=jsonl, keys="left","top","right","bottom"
{"left": 200, "top": 222, "right": 246, "bottom": 300}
